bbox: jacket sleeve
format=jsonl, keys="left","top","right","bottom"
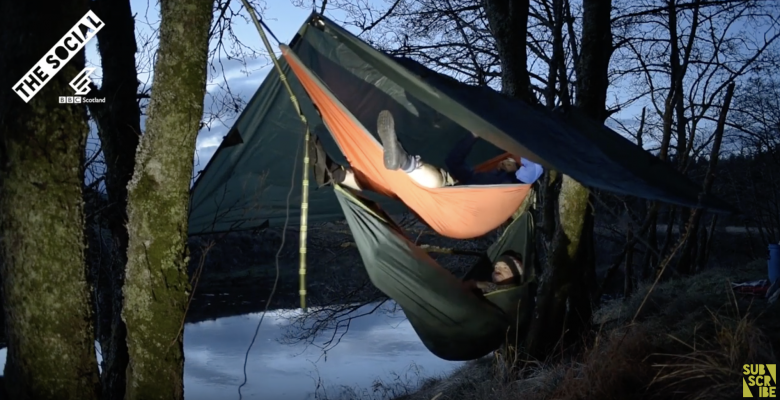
{"left": 515, "top": 158, "right": 545, "bottom": 184}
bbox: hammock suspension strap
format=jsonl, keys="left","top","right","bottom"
{"left": 242, "top": 0, "right": 312, "bottom": 311}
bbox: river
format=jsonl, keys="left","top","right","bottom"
{"left": 0, "top": 302, "right": 462, "bottom": 400}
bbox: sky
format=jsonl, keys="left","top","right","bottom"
{"left": 79, "top": 0, "right": 650, "bottom": 188}
{"left": 82, "top": 0, "right": 356, "bottom": 186}
{"left": 75, "top": 0, "right": 777, "bottom": 188}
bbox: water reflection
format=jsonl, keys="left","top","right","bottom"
{"left": 0, "top": 302, "right": 462, "bottom": 400}
{"left": 185, "top": 301, "right": 462, "bottom": 399}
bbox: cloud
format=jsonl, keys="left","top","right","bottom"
{"left": 206, "top": 56, "right": 271, "bottom": 90}
{"left": 192, "top": 62, "right": 273, "bottom": 173}
{"left": 181, "top": 302, "right": 462, "bottom": 399}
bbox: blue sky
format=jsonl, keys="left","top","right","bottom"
{"left": 80, "top": 0, "right": 652, "bottom": 188}
{"left": 83, "top": 0, "right": 354, "bottom": 186}
{"left": 77, "top": 0, "right": 775, "bottom": 188}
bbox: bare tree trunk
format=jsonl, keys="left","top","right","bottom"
{"left": 484, "top": 0, "right": 533, "bottom": 102}
{"left": 668, "top": 0, "right": 686, "bottom": 166}
{"left": 677, "top": 83, "right": 735, "bottom": 274}
{"left": 88, "top": 0, "right": 142, "bottom": 397}
{"left": 561, "top": 0, "right": 612, "bottom": 337}
{"left": 694, "top": 214, "right": 717, "bottom": 271}
{"left": 553, "top": 0, "right": 571, "bottom": 106}
{"left": 632, "top": 107, "right": 657, "bottom": 281}
{"left": 574, "top": 0, "right": 613, "bottom": 121}
{"left": 525, "top": 175, "right": 592, "bottom": 356}
{"left": 624, "top": 225, "right": 634, "bottom": 297}
{"left": 0, "top": 1, "right": 101, "bottom": 398}
{"left": 122, "top": 0, "right": 213, "bottom": 398}
{"left": 641, "top": 219, "right": 658, "bottom": 279}
{"left": 523, "top": 0, "right": 613, "bottom": 358}
{"left": 659, "top": 207, "right": 676, "bottom": 257}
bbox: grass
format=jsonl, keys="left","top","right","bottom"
{"left": 326, "top": 259, "right": 778, "bottom": 400}
{"left": 310, "top": 362, "right": 447, "bottom": 400}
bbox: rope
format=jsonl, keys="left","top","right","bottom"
{"left": 236, "top": 1, "right": 313, "bottom": 398}
{"left": 257, "top": 18, "right": 281, "bottom": 45}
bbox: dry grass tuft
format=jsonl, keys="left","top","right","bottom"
{"left": 647, "top": 298, "right": 775, "bottom": 400}
{"left": 383, "top": 259, "right": 778, "bottom": 400}
{"left": 543, "top": 326, "right": 659, "bottom": 400}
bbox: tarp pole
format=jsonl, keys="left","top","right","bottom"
{"left": 242, "top": 0, "right": 311, "bottom": 311}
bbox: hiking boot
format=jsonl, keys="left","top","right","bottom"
{"left": 377, "top": 110, "right": 412, "bottom": 171}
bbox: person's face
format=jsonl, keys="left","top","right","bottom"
{"left": 498, "top": 158, "right": 519, "bottom": 173}
{"left": 492, "top": 257, "right": 521, "bottom": 284}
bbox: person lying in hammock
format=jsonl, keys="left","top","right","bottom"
{"left": 376, "top": 110, "right": 544, "bottom": 188}
{"left": 325, "top": 110, "right": 544, "bottom": 191}
{"left": 333, "top": 184, "right": 536, "bottom": 361}
{"left": 464, "top": 250, "right": 524, "bottom": 295}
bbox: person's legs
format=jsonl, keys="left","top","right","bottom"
{"left": 340, "top": 168, "right": 363, "bottom": 191}
{"left": 406, "top": 164, "right": 449, "bottom": 188}
{"left": 376, "top": 110, "right": 450, "bottom": 188}
{"left": 327, "top": 163, "right": 364, "bottom": 191}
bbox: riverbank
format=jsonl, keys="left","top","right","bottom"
{"left": 184, "top": 218, "right": 494, "bottom": 323}
{"left": 183, "top": 219, "right": 762, "bottom": 324}
{"left": 384, "top": 259, "right": 778, "bottom": 400}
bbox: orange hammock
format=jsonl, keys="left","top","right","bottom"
{"left": 281, "top": 46, "right": 531, "bottom": 239}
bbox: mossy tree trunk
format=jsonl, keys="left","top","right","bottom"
{"left": 121, "top": 0, "right": 213, "bottom": 398}
{"left": 557, "top": 0, "right": 613, "bottom": 342}
{"left": 0, "top": 0, "right": 101, "bottom": 398}
{"left": 86, "top": 0, "right": 142, "bottom": 397}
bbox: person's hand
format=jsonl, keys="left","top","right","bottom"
{"left": 475, "top": 281, "right": 493, "bottom": 290}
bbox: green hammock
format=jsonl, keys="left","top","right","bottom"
{"left": 334, "top": 185, "right": 537, "bottom": 361}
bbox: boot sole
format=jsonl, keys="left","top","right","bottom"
{"left": 377, "top": 110, "right": 402, "bottom": 170}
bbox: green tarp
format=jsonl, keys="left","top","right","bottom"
{"left": 334, "top": 185, "right": 535, "bottom": 361}
{"left": 188, "top": 12, "right": 734, "bottom": 236}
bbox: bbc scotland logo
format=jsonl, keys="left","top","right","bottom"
{"left": 59, "top": 96, "right": 105, "bottom": 104}
{"left": 12, "top": 11, "right": 104, "bottom": 103}
{"left": 743, "top": 364, "right": 776, "bottom": 397}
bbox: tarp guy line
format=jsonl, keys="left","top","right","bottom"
{"left": 236, "top": 1, "right": 312, "bottom": 399}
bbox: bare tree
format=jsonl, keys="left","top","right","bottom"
{"left": 721, "top": 71, "right": 780, "bottom": 246}
{"left": 608, "top": 0, "right": 780, "bottom": 277}
{"left": 86, "top": 1, "right": 142, "bottom": 396}
{"left": 81, "top": 1, "right": 272, "bottom": 397}
{"left": 0, "top": 0, "right": 101, "bottom": 398}
{"left": 122, "top": 0, "right": 214, "bottom": 398}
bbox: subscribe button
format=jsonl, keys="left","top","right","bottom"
{"left": 744, "top": 364, "right": 777, "bottom": 398}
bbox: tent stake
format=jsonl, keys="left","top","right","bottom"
{"left": 241, "top": 0, "right": 311, "bottom": 311}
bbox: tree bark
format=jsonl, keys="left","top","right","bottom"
{"left": 505, "top": 0, "right": 613, "bottom": 358}
{"left": 553, "top": 0, "right": 614, "bottom": 347}
{"left": 553, "top": 0, "right": 571, "bottom": 107}
{"left": 575, "top": 0, "right": 613, "bottom": 121}
{"left": 624, "top": 226, "right": 634, "bottom": 297}
{"left": 524, "top": 175, "right": 593, "bottom": 357}
{"left": 483, "top": 0, "right": 533, "bottom": 102}
{"left": 122, "top": 0, "right": 213, "bottom": 398}
{"left": 88, "top": 1, "right": 142, "bottom": 397}
{"left": 0, "top": 1, "right": 101, "bottom": 398}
